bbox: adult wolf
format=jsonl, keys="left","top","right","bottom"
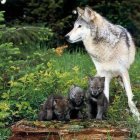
{"left": 65, "top": 6, "right": 140, "bottom": 120}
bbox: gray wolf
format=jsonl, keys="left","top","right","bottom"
{"left": 86, "top": 76, "right": 108, "bottom": 120}
{"left": 38, "top": 95, "right": 70, "bottom": 121}
{"left": 65, "top": 6, "right": 140, "bottom": 120}
{"left": 68, "top": 85, "right": 86, "bottom": 119}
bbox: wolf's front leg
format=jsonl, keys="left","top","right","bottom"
{"left": 86, "top": 103, "right": 93, "bottom": 119}
{"left": 96, "top": 105, "right": 104, "bottom": 120}
{"left": 46, "top": 109, "right": 53, "bottom": 121}
{"left": 77, "top": 111, "right": 83, "bottom": 119}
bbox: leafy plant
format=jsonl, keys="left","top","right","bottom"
{"left": 0, "top": 128, "right": 11, "bottom": 140}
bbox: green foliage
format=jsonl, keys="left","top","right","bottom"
{"left": 0, "top": 11, "right": 21, "bottom": 126}
{"left": 0, "top": 11, "right": 5, "bottom": 29}
{"left": 0, "top": 50, "right": 94, "bottom": 126}
{"left": 0, "top": 128, "right": 11, "bottom": 140}
{"left": 0, "top": 26, "right": 54, "bottom": 49}
{"left": 0, "top": 43, "right": 20, "bottom": 65}
{"left": 22, "top": 0, "right": 73, "bottom": 46}
{"left": 107, "top": 93, "right": 129, "bottom": 121}
{"left": 24, "top": 0, "right": 64, "bottom": 23}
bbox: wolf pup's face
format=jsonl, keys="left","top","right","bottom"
{"left": 88, "top": 77, "right": 105, "bottom": 97}
{"left": 65, "top": 6, "right": 97, "bottom": 43}
{"left": 53, "top": 99, "right": 70, "bottom": 121}
{"left": 69, "top": 85, "right": 85, "bottom": 106}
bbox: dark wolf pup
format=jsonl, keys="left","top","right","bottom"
{"left": 38, "top": 95, "right": 70, "bottom": 121}
{"left": 86, "top": 76, "right": 108, "bottom": 120}
{"left": 68, "top": 85, "right": 86, "bottom": 119}
{"left": 65, "top": 6, "right": 140, "bottom": 121}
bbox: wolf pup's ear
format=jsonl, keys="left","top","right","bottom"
{"left": 88, "top": 75, "right": 93, "bottom": 81}
{"left": 84, "top": 6, "right": 96, "bottom": 21}
{"left": 77, "top": 7, "right": 84, "bottom": 16}
{"left": 70, "top": 85, "right": 75, "bottom": 90}
{"left": 53, "top": 99, "right": 58, "bottom": 106}
{"left": 100, "top": 77, "right": 105, "bottom": 83}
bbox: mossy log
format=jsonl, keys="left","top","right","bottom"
{"left": 9, "top": 119, "right": 135, "bottom": 140}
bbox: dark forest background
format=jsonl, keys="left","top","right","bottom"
{"left": 0, "top": 0, "right": 140, "bottom": 48}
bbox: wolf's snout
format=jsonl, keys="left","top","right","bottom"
{"left": 65, "top": 35, "right": 70, "bottom": 41}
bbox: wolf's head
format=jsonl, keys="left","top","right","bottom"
{"left": 53, "top": 98, "right": 70, "bottom": 121}
{"left": 65, "top": 6, "right": 100, "bottom": 43}
{"left": 68, "top": 85, "right": 85, "bottom": 106}
{"left": 88, "top": 76, "right": 105, "bottom": 97}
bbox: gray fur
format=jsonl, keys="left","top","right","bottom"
{"left": 38, "top": 95, "right": 70, "bottom": 121}
{"left": 75, "top": 16, "right": 130, "bottom": 48}
{"left": 86, "top": 76, "right": 108, "bottom": 120}
{"left": 68, "top": 85, "right": 86, "bottom": 119}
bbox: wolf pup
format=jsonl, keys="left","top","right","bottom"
{"left": 68, "top": 85, "right": 86, "bottom": 119}
{"left": 65, "top": 6, "right": 140, "bottom": 120}
{"left": 86, "top": 76, "right": 108, "bottom": 120}
{"left": 38, "top": 95, "right": 70, "bottom": 121}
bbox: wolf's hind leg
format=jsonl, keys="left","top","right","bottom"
{"left": 104, "top": 76, "right": 111, "bottom": 102}
{"left": 121, "top": 71, "right": 140, "bottom": 121}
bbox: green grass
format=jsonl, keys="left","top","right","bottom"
{"left": 51, "top": 51, "right": 96, "bottom": 77}
{"left": 130, "top": 50, "right": 140, "bottom": 103}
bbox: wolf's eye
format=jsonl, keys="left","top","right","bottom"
{"left": 78, "top": 25, "right": 82, "bottom": 28}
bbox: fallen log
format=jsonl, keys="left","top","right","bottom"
{"left": 9, "top": 119, "right": 135, "bottom": 140}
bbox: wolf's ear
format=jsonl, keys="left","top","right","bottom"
{"left": 70, "top": 85, "right": 75, "bottom": 90}
{"left": 84, "top": 6, "right": 96, "bottom": 21}
{"left": 77, "top": 7, "right": 84, "bottom": 16}
{"left": 88, "top": 76, "right": 92, "bottom": 81}
{"left": 64, "top": 99, "right": 69, "bottom": 105}
{"left": 88, "top": 75, "right": 93, "bottom": 81}
{"left": 100, "top": 77, "right": 105, "bottom": 83}
{"left": 53, "top": 99, "right": 58, "bottom": 106}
